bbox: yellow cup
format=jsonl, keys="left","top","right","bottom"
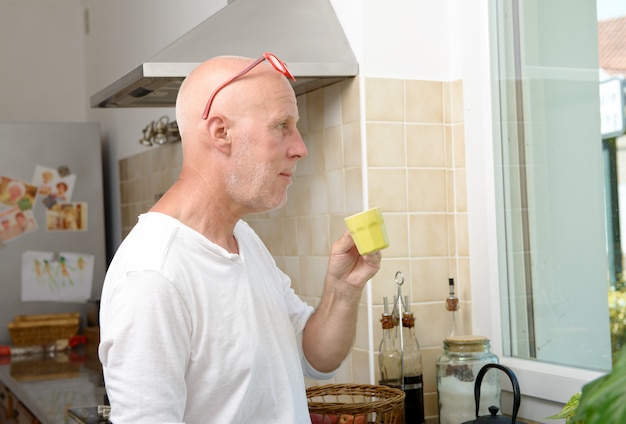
{"left": 344, "top": 207, "right": 390, "bottom": 255}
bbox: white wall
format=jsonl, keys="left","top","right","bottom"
{"left": 83, "top": 0, "right": 224, "bottom": 257}
{"left": 0, "top": 0, "right": 86, "bottom": 122}
{"left": 361, "top": 0, "right": 456, "bottom": 80}
{"left": 333, "top": 0, "right": 459, "bottom": 81}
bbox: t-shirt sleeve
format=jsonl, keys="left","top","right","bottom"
{"left": 99, "top": 270, "right": 191, "bottom": 423}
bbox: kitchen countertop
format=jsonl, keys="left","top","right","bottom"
{"left": 0, "top": 350, "right": 106, "bottom": 424}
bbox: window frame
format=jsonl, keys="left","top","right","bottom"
{"left": 462, "top": 0, "right": 607, "bottom": 419}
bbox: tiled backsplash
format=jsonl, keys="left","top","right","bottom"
{"left": 118, "top": 76, "right": 468, "bottom": 421}
{"left": 118, "top": 142, "right": 182, "bottom": 238}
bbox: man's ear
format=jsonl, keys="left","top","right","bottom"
{"left": 205, "top": 114, "right": 232, "bottom": 155}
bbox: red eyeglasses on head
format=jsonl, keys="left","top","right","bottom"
{"left": 201, "top": 52, "right": 295, "bottom": 120}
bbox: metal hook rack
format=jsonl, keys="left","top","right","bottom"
{"left": 391, "top": 270, "right": 409, "bottom": 390}
{"left": 380, "top": 270, "right": 425, "bottom": 423}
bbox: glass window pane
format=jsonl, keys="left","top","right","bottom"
{"left": 493, "top": 0, "right": 613, "bottom": 371}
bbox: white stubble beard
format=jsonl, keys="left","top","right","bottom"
{"left": 225, "top": 132, "right": 288, "bottom": 213}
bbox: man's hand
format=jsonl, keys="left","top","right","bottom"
{"left": 326, "top": 230, "right": 382, "bottom": 292}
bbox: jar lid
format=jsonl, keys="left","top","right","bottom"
{"left": 444, "top": 335, "right": 490, "bottom": 352}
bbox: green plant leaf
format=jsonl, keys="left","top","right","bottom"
{"left": 546, "top": 392, "right": 581, "bottom": 420}
{"left": 572, "top": 348, "right": 626, "bottom": 424}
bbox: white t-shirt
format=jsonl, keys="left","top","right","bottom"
{"left": 99, "top": 213, "right": 332, "bottom": 423}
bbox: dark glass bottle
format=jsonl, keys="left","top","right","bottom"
{"left": 402, "top": 311, "right": 425, "bottom": 424}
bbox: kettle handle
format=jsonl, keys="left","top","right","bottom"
{"left": 473, "top": 363, "right": 521, "bottom": 422}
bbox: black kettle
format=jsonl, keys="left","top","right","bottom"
{"left": 461, "top": 363, "right": 521, "bottom": 424}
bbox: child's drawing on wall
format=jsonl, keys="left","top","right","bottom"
{"left": 21, "top": 251, "right": 95, "bottom": 302}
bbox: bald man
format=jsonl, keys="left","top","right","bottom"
{"left": 98, "top": 53, "right": 381, "bottom": 424}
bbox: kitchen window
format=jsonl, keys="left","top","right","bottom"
{"left": 463, "top": 0, "right": 623, "bottom": 418}
{"left": 493, "top": 0, "right": 613, "bottom": 371}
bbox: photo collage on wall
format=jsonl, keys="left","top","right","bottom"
{"left": 0, "top": 164, "right": 87, "bottom": 244}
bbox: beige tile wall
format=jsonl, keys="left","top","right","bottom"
{"left": 118, "top": 142, "right": 182, "bottom": 237}
{"left": 118, "top": 76, "right": 468, "bottom": 422}
{"left": 248, "top": 77, "right": 469, "bottom": 421}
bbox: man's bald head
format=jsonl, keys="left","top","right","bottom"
{"left": 175, "top": 55, "right": 295, "bottom": 142}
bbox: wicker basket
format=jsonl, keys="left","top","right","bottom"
{"left": 7, "top": 312, "right": 80, "bottom": 347}
{"left": 307, "top": 383, "right": 405, "bottom": 424}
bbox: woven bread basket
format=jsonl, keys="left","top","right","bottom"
{"left": 7, "top": 312, "right": 80, "bottom": 346}
{"left": 307, "top": 383, "right": 405, "bottom": 424}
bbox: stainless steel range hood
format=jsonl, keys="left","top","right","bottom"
{"left": 91, "top": 0, "right": 358, "bottom": 108}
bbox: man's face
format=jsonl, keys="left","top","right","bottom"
{"left": 225, "top": 85, "right": 307, "bottom": 214}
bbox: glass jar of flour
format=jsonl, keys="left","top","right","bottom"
{"left": 436, "top": 336, "right": 500, "bottom": 424}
